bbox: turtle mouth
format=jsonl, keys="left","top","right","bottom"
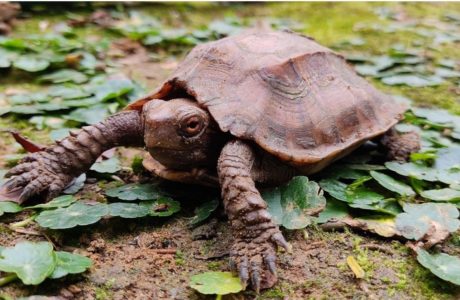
{"left": 147, "top": 146, "right": 202, "bottom": 170}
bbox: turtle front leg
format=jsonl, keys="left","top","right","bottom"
{"left": 217, "top": 140, "right": 290, "bottom": 292}
{"left": 380, "top": 127, "right": 421, "bottom": 161}
{"left": 1, "top": 111, "right": 144, "bottom": 203}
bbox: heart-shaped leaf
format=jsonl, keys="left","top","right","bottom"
{"left": 0, "top": 201, "right": 23, "bottom": 216}
{"left": 13, "top": 55, "right": 50, "bottom": 72}
{"left": 63, "top": 174, "right": 87, "bottom": 194}
{"left": 39, "top": 69, "right": 88, "bottom": 84}
{"left": 189, "top": 198, "right": 219, "bottom": 225}
{"left": 26, "top": 195, "right": 77, "bottom": 210}
{"left": 35, "top": 202, "right": 109, "bottom": 229}
{"left": 139, "top": 198, "right": 181, "bottom": 217}
{"left": 370, "top": 171, "right": 415, "bottom": 196}
{"left": 395, "top": 203, "right": 460, "bottom": 240}
{"left": 190, "top": 271, "right": 243, "bottom": 295}
{"left": 90, "top": 157, "right": 121, "bottom": 174}
{"left": 49, "top": 251, "right": 92, "bottom": 279}
{"left": 108, "top": 202, "right": 149, "bottom": 218}
{"left": 420, "top": 188, "right": 460, "bottom": 201}
{"left": 316, "top": 198, "right": 349, "bottom": 224}
{"left": 0, "top": 241, "right": 56, "bottom": 285}
{"left": 416, "top": 249, "right": 460, "bottom": 286}
{"left": 385, "top": 162, "right": 438, "bottom": 182}
{"left": 105, "top": 183, "right": 164, "bottom": 201}
{"left": 265, "top": 176, "right": 326, "bottom": 230}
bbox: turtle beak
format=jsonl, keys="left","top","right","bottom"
{"left": 142, "top": 100, "right": 176, "bottom": 149}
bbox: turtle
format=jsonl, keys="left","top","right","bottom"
{"left": 0, "top": 29, "right": 420, "bottom": 291}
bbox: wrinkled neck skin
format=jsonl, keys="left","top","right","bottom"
{"left": 142, "top": 98, "right": 227, "bottom": 171}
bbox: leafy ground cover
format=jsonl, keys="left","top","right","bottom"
{"left": 0, "top": 2, "right": 460, "bottom": 299}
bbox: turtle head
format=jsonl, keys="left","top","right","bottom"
{"left": 142, "top": 98, "right": 224, "bottom": 170}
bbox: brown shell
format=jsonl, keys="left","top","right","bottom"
{"left": 128, "top": 30, "right": 405, "bottom": 172}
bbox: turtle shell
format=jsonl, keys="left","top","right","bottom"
{"left": 128, "top": 30, "right": 405, "bottom": 173}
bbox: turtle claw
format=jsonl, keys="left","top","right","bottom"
{"left": 250, "top": 260, "right": 262, "bottom": 293}
{"left": 230, "top": 227, "right": 287, "bottom": 292}
{"left": 265, "top": 253, "right": 277, "bottom": 276}
{"left": 271, "top": 232, "right": 291, "bottom": 252}
{"left": 238, "top": 256, "right": 249, "bottom": 289}
{"left": 1, "top": 152, "right": 74, "bottom": 203}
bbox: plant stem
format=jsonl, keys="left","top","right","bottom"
{"left": 9, "top": 214, "right": 36, "bottom": 229}
{"left": 0, "top": 273, "right": 18, "bottom": 287}
{"left": 216, "top": 295, "right": 222, "bottom": 300}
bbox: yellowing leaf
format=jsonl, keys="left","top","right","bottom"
{"left": 190, "top": 271, "right": 243, "bottom": 295}
{"left": 346, "top": 256, "right": 365, "bottom": 279}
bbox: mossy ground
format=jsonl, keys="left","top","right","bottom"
{"left": 0, "top": 2, "right": 459, "bottom": 299}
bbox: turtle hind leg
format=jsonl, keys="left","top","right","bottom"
{"left": 380, "top": 127, "right": 421, "bottom": 162}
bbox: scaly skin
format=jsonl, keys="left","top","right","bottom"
{"left": 3, "top": 111, "right": 144, "bottom": 203}
{"left": 381, "top": 128, "right": 421, "bottom": 161}
{"left": 217, "top": 140, "right": 290, "bottom": 292}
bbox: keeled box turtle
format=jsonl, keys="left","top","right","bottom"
{"left": 1, "top": 29, "right": 420, "bottom": 291}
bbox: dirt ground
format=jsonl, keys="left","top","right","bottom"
{"left": 1, "top": 2, "right": 460, "bottom": 300}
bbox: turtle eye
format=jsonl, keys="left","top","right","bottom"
{"left": 181, "top": 116, "right": 204, "bottom": 137}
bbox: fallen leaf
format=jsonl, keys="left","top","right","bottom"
{"left": 189, "top": 271, "right": 243, "bottom": 295}
{"left": 347, "top": 256, "right": 365, "bottom": 279}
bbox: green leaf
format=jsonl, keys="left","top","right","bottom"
{"left": 412, "top": 107, "right": 459, "bottom": 125}
{"left": 345, "top": 163, "right": 386, "bottom": 171}
{"left": 65, "top": 104, "right": 111, "bottom": 125}
{"left": 35, "top": 202, "right": 109, "bottom": 229}
{"left": 347, "top": 176, "right": 373, "bottom": 190}
{"left": 434, "top": 147, "right": 460, "bottom": 185}
{"left": 319, "top": 164, "right": 368, "bottom": 180}
{"left": 131, "top": 155, "right": 144, "bottom": 174}
{"left": 0, "top": 241, "right": 56, "bottom": 285}
{"left": 49, "top": 251, "right": 92, "bottom": 279}
{"left": 105, "top": 183, "right": 164, "bottom": 201}
{"left": 385, "top": 161, "right": 438, "bottom": 181}
{"left": 189, "top": 198, "right": 219, "bottom": 225}
{"left": 436, "top": 67, "right": 460, "bottom": 78}
{"left": 316, "top": 198, "right": 349, "bottom": 224}
{"left": 346, "top": 186, "right": 385, "bottom": 203}
{"left": 39, "top": 69, "right": 88, "bottom": 84}
{"left": 49, "top": 85, "right": 91, "bottom": 100}
{"left": 108, "top": 202, "right": 149, "bottom": 218}
{"left": 0, "top": 202, "right": 23, "bottom": 216}
{"left": 26, "top": 195, "right": 77, "bottom": 210}
{"left": 0, "top": 55, "right": 11, "bottom": 68}
{"left": 319, "top": 179, "right": 348, "bottom": 201}
{"left": 420, "top": 188, "right": 460, "bottom": 201}
{"left": 49, "top": 128, "right": 74, "bottom": 141}
{"left": 94, "top": 78, "right": 134, "bottom": 101}
{"left": 264, "top": 176, "right": 326, "bottom": 230}
{"left": 395, "top": 203, "right": 460, "bottom": 240}
{"left": 139, "top": 198, "right": 181, "bottom": 217}
{"left": 370, "top": 171, "right": 415, "bottom": 196}
{"left": 416, "top": 249, "right": 460, "bottom": 286}
{"left": 381, "top": 74, "right": 444, "bottom": 87}
{"left": 13, "top": 55, "right": 50, "bottom": 72}
{"left": 349, "top": 198, "right": 401, "bottom": 216}
{"left": 90, "top": 157, "right": 121, "bottom": 174}
{"left": 190, "top": 271, "right": 243, "bottom": 295}
{"left": 63, "top": 174, "right": 86, "bottom": 194}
